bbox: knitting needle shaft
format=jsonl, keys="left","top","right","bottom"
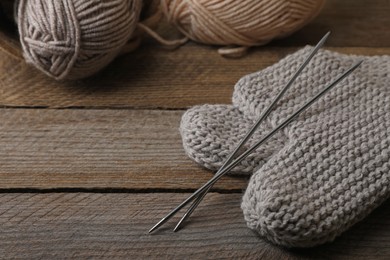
{"left": 149, "top": 59, "right": 361, "bottom": 234}
{"left": 173, "top": 32, "right": 331, "bottom": 232}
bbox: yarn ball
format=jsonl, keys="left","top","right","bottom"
{"left": 162, "top": 0, "right": 325, "bottom": 51}
{"left": 17, "top": 0, "right": 142, "bottom": 80}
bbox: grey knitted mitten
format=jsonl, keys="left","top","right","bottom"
{"left": 180, "top": 47, "right": 390, "bottom": 247}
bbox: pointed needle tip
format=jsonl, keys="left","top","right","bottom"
{"left": 318, "top": 31, "right": 331, "bottom": 45}
{"left": 351, "top": 60, "right": 364, "bottom": 70}
{"left": 148, "top": 223, "right": 161, "bottom": 234}
{"left": 173, "top": 222, "right": 182, "bottom": 232}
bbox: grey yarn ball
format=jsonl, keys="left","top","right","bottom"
{"left": 17, "top": 0, "right": 141, "bottom": 80}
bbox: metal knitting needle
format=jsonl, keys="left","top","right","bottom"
{"left": 149, "top": 59, "right": 362, "bottom": 234}
{"left": 173, "top": 32, "right": 330, "bottom": 232}
{"left": 173, "top": 32, "right": 331, "bottom": 232}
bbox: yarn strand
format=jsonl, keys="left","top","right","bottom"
{"left": 162, "top": 0, "right": 325, "bottom": 56}
{"left": 17, "top": 0, "right": 141, "bottom": 80}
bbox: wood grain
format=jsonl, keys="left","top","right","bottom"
{"left": 1, "top": 46, "right": 389, "bottom": 109}
{"left": 0, "top": 193, "right": 389, "bottom": 259}
{"left": 275, "top": 0, "right": 390, "bottom": 47}
{"left": 0, "top": 108, "right": 247, "bottom": 190}
{"left": 1, "top": 0, "right": 389, "bottom": 258}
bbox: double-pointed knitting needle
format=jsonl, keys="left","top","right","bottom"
{"left": 172, "top": 32, "right": 331, "bottom": 232}
{"left": 150, "top": 32, "right": 330, "bottom": 233}
{"left": 149, "top": 59, "right": 362, "bottom": 234}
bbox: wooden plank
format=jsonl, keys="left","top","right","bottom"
{"left": 0, "top": 43, "right": 289, "bottom": 109}
{"left": 1, "top": 46, "right": 389, "bottom": 109}
{"left": 0, "top": 108, "right": 248, "bottom": 190}
{"left": 276, "top": 0, "right": 390, "bottom": 47}
{"left": 0, "top": 193, "right": 389, "bottom": 259}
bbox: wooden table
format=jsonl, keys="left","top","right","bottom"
{"left": 1, "top": 0, "right": 389, "bottom": 258}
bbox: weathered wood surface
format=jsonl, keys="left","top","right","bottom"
{"left": 1, "top": 0, "right": 390, "bottom": 109}
{"left": 0, "top": 193, "right": 389, "bottom": 259}
{"left": 277, "top": 0, "right": 390, "bottom": 47}
{"left": 0, "top": 108, "right": 247, "bottom": 190}
{"left": 1, "top": 0, "right": 390, "bottom": 258}
{"left": 1, "top": 46, "right": 389, "bottom": 109}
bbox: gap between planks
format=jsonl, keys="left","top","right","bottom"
{"left": 0, "top": 192, "right": 389, "bottom": 259}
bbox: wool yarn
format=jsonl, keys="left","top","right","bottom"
{"left": 180, "top": 47, "right": 390, "bottom": 247}
{"left": 162, "top": 0, "right": 325, "bottom": 56}
{"left": 16, "top": 0, "right": 142, "bottom": 80}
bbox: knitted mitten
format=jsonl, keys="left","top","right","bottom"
{"left": 180, "top": 103, "right": 285, "bottom": 175}
{"left": 180, "top": 46, "right": 347, "bottom": 175}
{"left": 180, "top": 47, "right": 390, "bottom": 247}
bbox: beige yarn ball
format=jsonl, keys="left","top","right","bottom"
{"left": 17, "top": 0, "right": 142, "bottom": 80}
{"left": 162, "top": 0, "right": 325, "bottom": 55}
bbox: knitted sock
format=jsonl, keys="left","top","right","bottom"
{"left": 180, "top": 47, "right": 390, "bottom": 247}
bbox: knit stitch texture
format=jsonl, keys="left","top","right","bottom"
{"left": 17, "top": 0, "right": 141, "bottom": 80}
{"left": 180, "top": 47, "right": 390, "bottom": 247}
